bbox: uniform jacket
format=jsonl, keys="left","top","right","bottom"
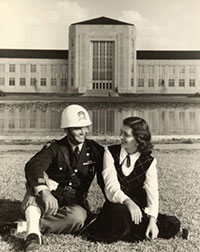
{"left": 25, "top": 136, "right": 104, "bottom": 206}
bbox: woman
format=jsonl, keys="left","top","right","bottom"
{"left": 86, "top": 116, "right": 182, "bottom": 243}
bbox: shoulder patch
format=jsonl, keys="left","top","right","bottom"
{"left": 44, "top": 140, "right": 55, "bottom": 148}
{"left": 38, "top": 178, "right": 46, "bottom": 184}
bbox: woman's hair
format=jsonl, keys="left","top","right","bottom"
{"left": 123, "top": 116, "right": 153, "bottom": 155}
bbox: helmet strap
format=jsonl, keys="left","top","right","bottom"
{"left": 65, "top": 128, "right": 82, "bottom": 146}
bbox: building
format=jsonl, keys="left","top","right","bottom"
{"left": 0, "top": 49, "right": 68, "bottom": 93}
{"left": 0, "top": 16, "right": 200, "bottom": 95}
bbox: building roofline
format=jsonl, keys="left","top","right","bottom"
{"left": 72, "top": 16, "right": 134, "bottom": 26}
{"left": 137, "top": 50, "right": 200, "bottom": 60}
{"left": 1, "top": 49, "right": 200, "bottom": 60}
{"left": 0, "top": 49, "right": 68, "bottom": 59}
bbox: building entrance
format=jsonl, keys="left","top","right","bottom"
{"left": 92, "top": 41, "right": 114, "bottom": 90}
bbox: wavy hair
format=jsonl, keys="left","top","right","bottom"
{"left": 123, "top": 116, "right": 153, "bottom": 155}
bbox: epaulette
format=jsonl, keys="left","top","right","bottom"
{"left": 44, "top": 140, "right": 55, "bottom": 148}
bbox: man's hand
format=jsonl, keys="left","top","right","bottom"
{"left": 145, "top": 216, "right": 159, "bottom": 240}
{"left": 40, "top": 189, "right": 58, "bottom": 215}
{"left": 123, "top": 198, "right": 142, "bottom": 225}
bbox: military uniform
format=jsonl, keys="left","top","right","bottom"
{"left": 22, "top": 136, "right": 104, "bottom": 234}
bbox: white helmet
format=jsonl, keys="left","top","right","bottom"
{"left": 60, "top": 104, "right": 92, "bottom": 128}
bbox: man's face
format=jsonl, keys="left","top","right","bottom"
{"left": 65, "top": 126, "right": 89, "bottom": 145}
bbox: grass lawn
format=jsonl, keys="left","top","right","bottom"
{"left": 0, "top": 146, "right": 200, "bottom": 252}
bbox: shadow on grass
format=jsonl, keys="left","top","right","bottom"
{"left": 0, "top": 199, "right": 25, "bottom": 251}
{"left": 1, "top": 233, "right": 24, "bottom": 252}
{"left": 0, "top": 199, "right": 24, "bottom": 222}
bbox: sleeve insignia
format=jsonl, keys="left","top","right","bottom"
{"left": 44, "top": 141, "right": 53, "bottom": 148}
{"left": 38, "top": 178, "right": 46, "bottom": 184}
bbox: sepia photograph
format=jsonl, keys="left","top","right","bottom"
{"left": 0, "top": 0, "right": 199, "bottom": 251}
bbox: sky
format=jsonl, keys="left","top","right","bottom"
{"left": 0, "top": 0, "right": 199, "bottom": 50}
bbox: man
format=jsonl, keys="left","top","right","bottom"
{"left": 1, "top": 104, "right": 104, "bottom": 251}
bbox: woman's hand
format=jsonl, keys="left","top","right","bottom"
{"left": 123, "top": 198, "right": 142, "bottom": 225}
{"left": 145, "top": 216, "right": 159, "bottom": 240}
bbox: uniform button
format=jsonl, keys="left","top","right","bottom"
{"left": 86, "top": 153, "right": 90, "bottom": 156}
{"left": 59, "top": 167, "right": 63, "bottom": 170}
{"left": 74, "top": 169, "right": 78, "bottom": 173}
{"left": 69, "top": 182, "right": 72, "bottom": 186}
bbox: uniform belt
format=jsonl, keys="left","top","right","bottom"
{"left": 56, "top": 184, "right": 76, "bottom": 195}
{"left": 63, "top": 185, "right": 76, "bottom": 194}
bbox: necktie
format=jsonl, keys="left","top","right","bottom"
{"left": 71, "top": 146, "right": 80, "bottom": 168}
{"left": 126, "top": 154, "right": 131, "bottom": 167}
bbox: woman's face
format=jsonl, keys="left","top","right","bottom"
{"left": 120, "top": 125, "right": 138, "bottom": 154}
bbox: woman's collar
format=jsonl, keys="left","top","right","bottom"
{"left": 119, "top": 146, "right": 140, "bottom": 164}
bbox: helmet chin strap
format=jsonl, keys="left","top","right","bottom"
{"left": 66, "top": 128, "right": 82, "bottom": 146}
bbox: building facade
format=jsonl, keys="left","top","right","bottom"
{"left": 0, "top": 17, "right": 200, "bottom": 95}
{"left": 68, "top": 17, "right": 136, "bottom": 94}
{"left": 0, "top": 50, "right": 68, "bottom": 93}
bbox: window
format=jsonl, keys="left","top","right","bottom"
{"left": 61, "top": 64, "right": 68, "bottom": 72}
{"left": 20, "top": 64, "right": 26, "bottom": 73}
{"left": 40, "top": 78, "right": 46, "bottom": 86}
{"left": 148, "top": 65, "right": 155, "bottom": 74}
{"left": 169, "top": 79, "right": 175, "bottom": 87}
{"left": 158, "top": 66, "right": 165, "bottom": 75}
{"left": 71, "top": 38, "right": 74, "bottom": 47}
{"left": 20, "top": 78, "right": 26, "bottom": 86}
{"left": 61, "top": 78, "right": 67, "bottom": 86}
{"left": 51, "top": 64, "right": 57, "bottom": 72}
{"left": 92, "top": 41, "right": 114, "bottom": 87}
{"left": 168, "top": 65, "right": 175, "bottom": 74}
{"left": 30, "top": 78, "right": 37, "bottom": 86}
{"left": 189, "top": 79, "right": 195, "bottom": 87}
{"left": 41, "top": 64, "right": 47, "bottom": 73}
{"left": 148, "top": 79, "right": 154, "bottom": 87}
{"left": 51, "top": 78, "right": 57, "bottom": 86}
{"left": 9, "top": 64, "right": 15, "bottom": 72}
{"left": 138, "top": 65, "right": 144, "bottom": 74}
{"left": 0, "top": 64, "right": 5, "bottom": 72}
{"left": 179, "top": 79, "right": 185, "bottom": 87}
{"left": 131, "top": 78, "right": 134, "bottom": 87}
{"left": 30, "top": 64, "right": 36, "bottom": 73}
{"left": 179, "top": 66, "right": 185, "bottom": 74}
{"left": 158, "top": 79, "right": 165, "bottom": 87}
{"left": 138, "top": 79, "right": 144, "bottom": 87}
{"left": 0, "top": 78, "right": 5, "bottom": 86}
{"left": 189, "top": 66, "right": 195, "bottom": 74}
{"left": 9, "top": 78, "right": 15, "bottom": 86}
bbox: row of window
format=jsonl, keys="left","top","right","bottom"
{"left": 138, "top": 65, "right": 197, "bottom": 74}
{"left": 0, "top": 78, "right": 67, "bottom": 86}
{"left": 137, "top": 79, "right": 196, "bottom": 87}
{"left": 0, "top": 64, "right": 67, "bottom": 73}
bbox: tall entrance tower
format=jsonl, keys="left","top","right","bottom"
{"left": 68, "top": 16, "right": 136, "bottom": 94}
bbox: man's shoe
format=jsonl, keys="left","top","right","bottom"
{"left": 182, "top": 228, "right": 189, "bottom": 239}
{"left": 24, "top": 233, "right": 41, "bottom": 251}
{"left": 0, "top": 222, "right": 17, "bottom": 235}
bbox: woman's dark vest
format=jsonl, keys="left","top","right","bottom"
{"left": 108, "top": 144, "right": 154, "bottom": 209}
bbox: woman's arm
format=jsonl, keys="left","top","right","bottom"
{"left": 144, "top": 158, "right": 159, "bottom": 219}
{"left": 102, "top": 147, "right": 142, "bottom": 224}
{"left": 144, "top": 158, "right": 159, "bottom": 239}
{"left": 102, "top": 147, "right": 129, "bottom": 203}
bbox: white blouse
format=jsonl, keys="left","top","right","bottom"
{"left": 102, "top": 146, "right": 159, "bottom": 219}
